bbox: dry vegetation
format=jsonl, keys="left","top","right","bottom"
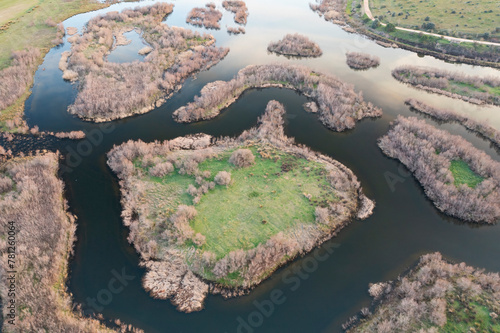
{"left": 392, "top": 66, "right": 500, "bottom": 106}
{"left": 186, "top": 3, "right": 222, "bottom": 30}
{"left": 346, "top": 252, "right": 500, "bottom": 332}
{"left": 108, "top": 100, "right": 374, "bottom": 312}
{"left": 267, "top": 34, "right": 323, "bottom": 58}
{"left": 345, "top": 52, "right": 380, "bottom": 70}
{"left": 310, "top": 0, "right": 348, "bottom": 27}
{"left": 405, "top": 99, "right": 500, "bottom": 148}
{"left": 378, "top": 116, "right": 500, "bottom": 224}
{"left": 222, "top": 1, "right": 248, "bottom": 25}
{"left": 173, "top": 63, "right": 382, "bottom": 131}
{"left": 227, "top": 26, "right": 245, "bottom": 35}
{"left": 61, "top": 3, "right": 229, "bottom": 122}
{"left": 0, "top": 153, "right": 140, "bottom": 332}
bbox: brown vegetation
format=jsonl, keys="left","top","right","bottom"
{"left": 346, "top": 252, "right": 500, "bottom": 332}
{"left": 0, "top": 153, "right": 140, "bottom": 332}
{"left": 310, "top": 0, "right": 348, "bottom": 27}
{"left": 405, "top": 99, "right": 500, "bottom": 148}
{"left": 0, "top": 48, "right": 41, "bottom": 115}
{"left": 61, "top": 3, "right": 229, "bottom": 122}
{"left": 222, "top": 1, "right": 248, "bottom": 25}
{"left": 173, "top": 63, "right": 382, "bottom": 131}
{"left": 186, "top": 3, "right": 223, "bottom": 30}
{"left": 378, "top": 116, "right": 500, "bottom": 223}
{"left": 229, "top": 148, "right": 255, "bottom": 167}
{"left": 392, "top": 66, "right": 500, "bottom": 106}
{"left": 108, "top": 100, "right": 374, "bottom": 312}
{"left": 227, "top": 26, "right": 245, "bottom": 34}
{"left": 345, "top": 52, "right": 380, "bottom": 70}
{"left": 267, "top": 33, "right": 323, "bottom": 58}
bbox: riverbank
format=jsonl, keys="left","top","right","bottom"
{"left": 108, "top": 100, "right": 374, "bottom": 313}
{"left": 310, "top": 0, "right": 500, "bottom": 68}
{"left": 173, "top": 63, "right": 382, "bottom": 131}
{"left": 345, "top": 252, "right": 500, "bottom": 332}
{"left": 378, "top": 116, "right": 500, "bottom": 224}
{"left": 0, "top": 152, "right": 141, "bottom": 332}
{"left": 62, "top": 3, "right": 229, "bottom": 122}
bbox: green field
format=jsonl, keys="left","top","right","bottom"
{"left": 370, "top": 0, "right": 499, "bottom": 38}
{"left": 450, "top": 160, "right": 484, "bottom": 188}
{"left": 139, "top": 146, "right": 336, "bottom": 261}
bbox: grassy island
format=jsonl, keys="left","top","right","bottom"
{"left": 61, "top": 3, "right": 229, "bottom": 122}
{"left": 405, "top": 99, "right": 500, "bottom": 148}
{"left": 0, "top": 153, "right": 139, "bottom": 332}
{"left": 267, "top": 34, "right": 323, "bottom": 58}
{"left": 393, "top": 66, "right": 500, "bottom": 106}
{"left": 378, "top": 116, "right": 500, "bottom": 224}
{"left": 108, "top": 100, "right": 374, "bottom": 312}
{"left": 345, "top": 252, "right": 500, "bottom": 332}
{"left": 173, "top": 63, "right": 382, "bottom": 131}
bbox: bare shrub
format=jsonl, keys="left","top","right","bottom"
{"left": 186, "top": 4, "right": 223, "bottom": 29}
{"left": 227, "top": 26, "right": 245, "bottom": 34}
{"left": 214, "top": 171, "right": 231, "bottom": 185}
{"left": 0, "top": 176, "right": 13, "bottom": 193}
{"left": 315, "top": 206, "right": 330, "bottom": 224}
{"left": 193, "top": 233, "right": 206, "bottom": 246}
{"left": 378, "top": 116, "right": 500, "bottom": 223}
{"left": 229, "top": 149, "right": 255, "bottom": 168}
{"left": 345, "top": 52, "right": 380, "bottom": 70}
{"left": 52, "top": 130, "right": 86, "bottom": 139}
{"left": 45, "top": 18, "right": 57, "bottom": 27}
{"left": 222, "top": 0, "right": 248, "bottom": 25}
{"left": 268, "top": 34, "right": 322, "bottom": 57}
{"left": 150, "top": 162, "right": 174, "bottom": 177}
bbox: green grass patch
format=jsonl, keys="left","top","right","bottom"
{"left": 443, "top": 299, "right": 500, "bottom": 332}
{"left": 449, "top": 160, "right": 484, "bottom": 188}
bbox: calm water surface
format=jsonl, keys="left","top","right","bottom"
{"left": 19, "top": 0, "right": 500, "bottom": 332}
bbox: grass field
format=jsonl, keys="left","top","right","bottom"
{"left": 370, "top": 0, "right": 499, "bottom": 38}
{"left": 140, "top": 146, "right": 336, "bottom": 260}
{"left": 450, "top": 160, "right": 484, "bottom": 188}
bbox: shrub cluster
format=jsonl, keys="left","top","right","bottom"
{"left": 173, "top": 63, "right": 382, "bottom": 131}
{"left": 222, "top": 1, "right": 248, "bottom": 25}
{"left": 345, "top": 52, "right": 380, "bottom": 70}
{"left": 186, "top": 3, "right": 223, "bottom": 30}
{"left": 392, "top": 66, "right": 500, "bottom": 106}
{"left": 346, "top": 252, "right": 500, "bottom": 332}
{"left": 378, "top": 116, "right": 500, "bottom": 223}
{"left": 267, "top": 33, "right": 323, "bottom": 57}
{"left": 229, "top": 148, "right": 255, "bottom": 167}
{"left": 61, "top": 3, "right": 229, "bottom": 122}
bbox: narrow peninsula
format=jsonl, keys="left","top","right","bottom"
{"left": 108, "top": 100, "right": 374, "bottom": 313}
{"left": 172, "top": 63, "right": 382, "bottom": 131}
{"left": 378, "top": 116, "right": 500, "bottom": 224}
{"left": 60, "top": 3, "right": 229, "bottom": 122}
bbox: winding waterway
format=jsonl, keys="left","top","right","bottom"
{"left": 15, "top": 0, "right": 500, "bottom": 332}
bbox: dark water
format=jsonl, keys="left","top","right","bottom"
{"left": 17, "top": 0, "right": 500, "bottom": 332}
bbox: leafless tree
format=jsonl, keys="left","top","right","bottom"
{"left": 268, "top": 34, "right": 323, "bottom": 57}
{"left": 345, "top": 52, "right": 380, "bottom": 70}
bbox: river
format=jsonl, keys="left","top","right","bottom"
{"left": 18, "top": 0, "right": 500, "bottom": 332}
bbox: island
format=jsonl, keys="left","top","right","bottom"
{"left": 172, "top": 63, "right": 382, "bottom": 131}
{"left": 107, "top": 100, "right": 374, "bottom": 312}
{"left": 267, "top": 34, "right": 323, "bottom": 58}
{"left": 405, "top": 99, "right": 500, "bottom": 148}
{"left": 186, "top": 3, "right": 222, "bottom": 30}
{"left": 0, "top": 153, "right": 140, "bottom": 332}
{"left": 345, "top": 52, "right": 380, "bottom": 70}
{"left": 378, "top": 116, "right": 500, "bottom": 224}
{"left": 222, "top": 0, "right": 248, "bottom": 25}
{"left": 345, "top": 252, "right": 500, "bottom": 332}
{"left": 393, "top": 66, "right": 500, "bottom": 106}
{"left": 59, "top": 3, "right": 229, "bottom": 122}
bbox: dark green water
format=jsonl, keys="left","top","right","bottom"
{"left": 18, "top": 0, "right": 500, "bottom": 332}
